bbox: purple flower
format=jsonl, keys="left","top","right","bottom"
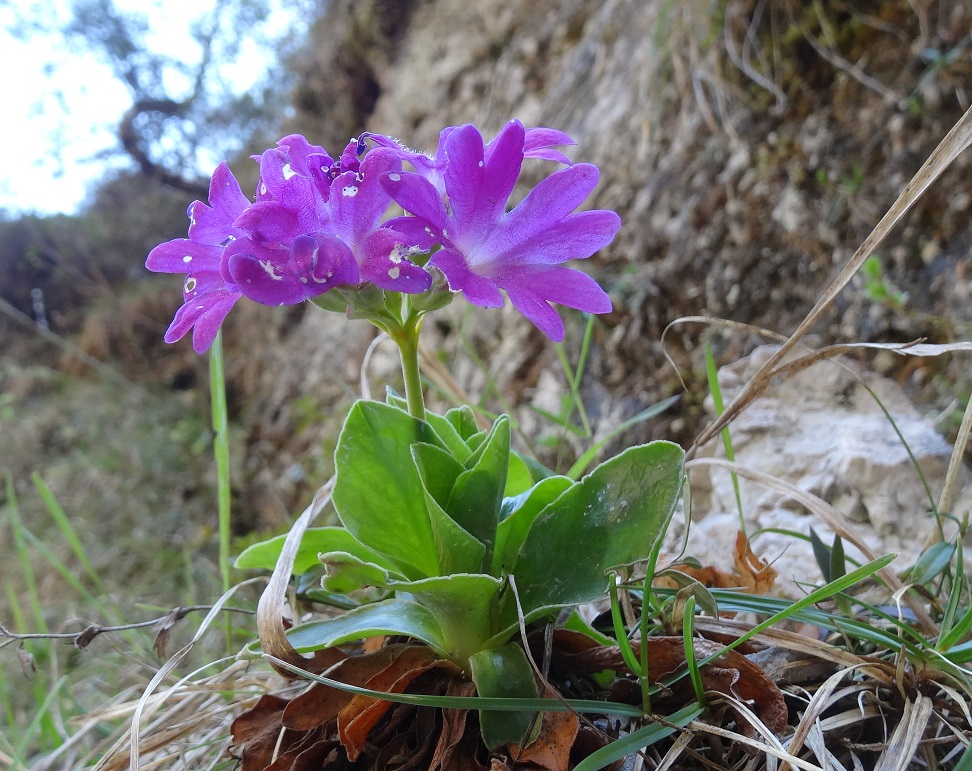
{"left": 145, "top": 162, "right": 247, "bottom": 353}
{"left": 365, "top": 125, "right": 576, "bottom": 199}
{"left": 228, "top": 143, "right": 431, "bottom": 302}
{"left": 381, "top": 120, "right": 620, "bottom": 341}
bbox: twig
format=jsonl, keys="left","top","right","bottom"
{"left": 0, "top": 605, "right": 255, "bottom": 649}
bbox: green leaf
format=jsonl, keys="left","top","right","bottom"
{"left": 493, "top": 476, "right": 575, "bottom": 576}
{"left": 234, "top": 526, "right": 395, "bottom": 576}
{"left": 446, "top": 417, "right": 510, "bottom": 561}
{"left": 468, "top": 643, "right": 538, "bottom": 749}
{"left": 562, "top": 610, "right": 616, "bottom": 647}
{"left": 410, "top": 442, "right": 487, "bottom": 574}
{"left": 518, "top": 452, "right": 554, "bottom": 484}
{"left": 907, "top": 541, "right": 956, "bottom": 585}
{"left": 810, "top": 528, "right": 833, "bottom": 583}
{"left": 333, "top": 401, "right": 445, "bottom": 579}
{"left": 411, "top": 443, "right": 465, "bottom": 507}
{"left": 504, "top": 451, "right": 535, "bottom": 498}
{"left": 320, "top": 552, "right": 390, "bottom": 594}
{"left": 399, "top": 574, "right": 503, "bottom": 666}
{"left": 446, "top": 405, "right": 480, "bottom": 440}
{"left": 288, "top": 597, "right": 445, "bottom": 655}
{"left": 386, "top": 393, "right": 471, "bottom": 462}
{"left": 565, "top": 395, "right": 679, "bottom": 480}
{"left": 425, "top": 486, "right": 488, "bottom": 576}
{"left": 503, "top": 441, "right": 684, "bottom": 627}
{"left": 423, "top": 410, "right": 474, "bottom": 463}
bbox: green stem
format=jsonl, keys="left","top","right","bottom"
{"left": 396, "top": 314, "right": 426, "bottom": 421}
{"left": 209, "top": 330, "right": 233, "bottom": 650}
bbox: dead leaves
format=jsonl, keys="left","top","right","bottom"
{"left": 658, "top": 530, "right": 778, "bottom": 594}
{"left": 549, "top": 629, "right": 787, "bottom": 738}
{"left": 231, "top": 644, "right": 477, "bottom": 771}
{"left": 232, "top": 627, "right": 790, "bottom": 771}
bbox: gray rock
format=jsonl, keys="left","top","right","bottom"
{"left": 673, "top": 345, "right": 971, "bottom": 597}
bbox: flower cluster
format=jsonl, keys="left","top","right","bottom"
{"left": 147, "top": 120, "right": 621, "bottom": 352}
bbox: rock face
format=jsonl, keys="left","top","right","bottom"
{"left": 671, "top": 346, "right": 971, "bottom": 597}
{"left": 244, "top": 0, "right": 972, "bottom": 521}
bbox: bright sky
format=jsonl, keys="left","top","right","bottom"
{"left": 0, "top": 0, "right": 303, "bottom": 217}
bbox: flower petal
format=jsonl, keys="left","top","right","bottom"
{"left": 187, "top": 162, "right": 249, "bottom": 244}
{"left": 235, "top": 200, "right": 300, "bottom": 243}
{"left": 497, "top": 265, "right": 612, "bottom": 314}
{"left": 429, "top": 249, "right": 504, "bottom": 307}
{"left": 492, "top": 210, "right": 622, "bottom": 266}
{"left": 146, "top": 239, "right": 222, "bottom": 273}
{"left": 444, "top": 122, "right": 524, "bottom": 241}
{"left": 358, "top": 229, "right": 431, "bottom": 293}
{"left": 328, "top": 149, "right": 400, "bottom": 241}
{"left": 381, "top": 170, "right": 448, "bottom": 229}
{"left": 501, "top": 283, "right": 565, "bottom": 341}
{"left": 489, "top": 163, "right": 600, "bottom": 251}
{"left": 163, "top": 286, "right": 240, "bottom": 353}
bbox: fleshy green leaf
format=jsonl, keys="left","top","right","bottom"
{"left": 320, "top": 552, "right": 390, "bottom": 594}
{"left": 492, "top": 476, "right": 575, "bottom": 576}
{"left": 397, "top": 573, "right": 503, "bottom": 667}
{"left": 333, "top": 401, "right": 445, "bottom": 579}
{"left": 234, "top": 526, "right": 394, "bottom": 576}
{"left": 469, "top": 643, "right": 538, "bottom": 749}
{"left": 446, "top": 405, "right": 479, "bottom": 440}
{"left": 446, "top": 417, "right": 510, "bottom": 561}
{"left": 387, "top": 390, "right": 473, "bottom": 462}
{"left": 502, "top": 441, "right": 684, "bottom": 628}
{"left": 288, "top": 597, "right": 445, "bottom": 654}
{"left": 411, "top": 442, "right": 486, "bottom": 574}
{"left": 504, "top": 451, "right": 535, "bottom": 498}
{"left": 411, "top": 443, "right": 465, "bottom": 507}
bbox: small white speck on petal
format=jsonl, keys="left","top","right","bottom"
{"left": 387, "top": 172, "right": 401, "bottom": 182}
{"left": 259, "top": 260, "right": 283, "bottom": 280}
{"left": 260, "top": 183, "right": 267, "bottom": 195}
{"left": 282, "top": 163, "right": 296, "bottom": 180}
{"left": 183, "top": 255, "right": 193, "bottom": 263}
{"left": 388, "top": 267, "right": 401, "bottom": 279}
{"left": 342, "top": 185, "right": 358, "bottom": 197}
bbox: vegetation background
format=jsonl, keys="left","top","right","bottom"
{"left": 3, "top": 0, "right": 972, "bottom": 762}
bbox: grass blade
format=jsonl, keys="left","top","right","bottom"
{"left": 572, "top": 703, "right": 704, "bottom": 771}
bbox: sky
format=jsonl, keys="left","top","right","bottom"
{"left": 0, "top": 0, "right": 304, "bottom": 217}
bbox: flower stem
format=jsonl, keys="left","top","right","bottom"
{"left": 396, "top": 315, "right": 426, "bottom": 421}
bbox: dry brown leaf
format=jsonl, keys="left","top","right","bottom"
{"left": 282, "top": 645, "right": 400, "bottom": 731}
{"left": 656, "top": 531, "right": 776, "bottom": 594}
{"left": 230, "top": 694, "right": 303, "bottom": 771}
{"left": 430, "top": 679, "right": 478, "bottom": 771}
{"left": 338, "top": 645, "right": 456, "bottom": 762}
{"left": 551, "top": 630, "right": 786, "bottom": 736}
{"left": 509, "top": 693, "right": 579, "bottom": 771}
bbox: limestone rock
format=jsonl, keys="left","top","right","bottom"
{"left": 673, "top": 345, "right": 972, "bottom": 597}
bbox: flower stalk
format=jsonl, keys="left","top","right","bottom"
{"left": 392, "top": 307, "right": 426, "bottom": 421}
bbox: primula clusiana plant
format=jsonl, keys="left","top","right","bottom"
{"left": 149, "top": 119, "right": 685, "bottom": 750}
